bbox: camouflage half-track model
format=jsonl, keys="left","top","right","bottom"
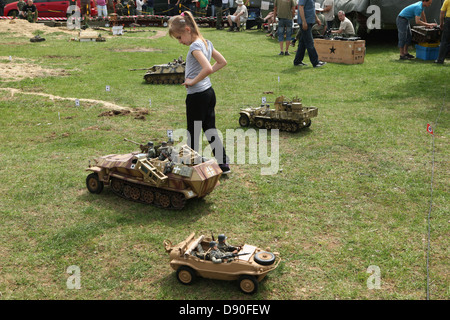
{"left": 85, "top": 140, "right": 222, "bottom": 209}
{"left": 144, "top": 56, "right": 185, "bottom": 84}
{"left": 164, "top": 232, "right": 281, "bottom": 294}
{"left": 239, "top": 96, "right": 318, "bottom": 132}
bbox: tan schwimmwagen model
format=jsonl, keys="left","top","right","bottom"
{"left": 144, "top": 56, "right": 186, "bottom": 84}
{"left": 239, "top": 96, "right": 318, "bottom": 132}
{"left": 85, "top": 140, "right": 221, "bottom": 209}
{"left": 164, "top": 232, "right": 281, "bottom": 294}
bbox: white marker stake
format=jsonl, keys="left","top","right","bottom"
{"left": 106, "top": 85, "right": 110, "bottom": 92}
{"left": 75, "top": 99, "right": 80, "bottom": 107}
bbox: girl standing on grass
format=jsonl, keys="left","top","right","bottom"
{"left": 168, "top": 11, "right": 230, "bottom": 174}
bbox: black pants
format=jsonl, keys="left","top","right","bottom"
{"left": 186, "top": 87, "right": 229, "bottom": 164}
{"left": 437, "top": 17, "right": 450, "bottom": 62}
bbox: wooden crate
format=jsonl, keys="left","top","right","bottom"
{"left": 314, "top": 39, "right": 365, "bottom": 64}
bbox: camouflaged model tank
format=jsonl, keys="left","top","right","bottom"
{"left": 143, "top": 56, "right": 186, "bottom": 84}
{"left": 239, "top": 96, "right": 318, "bottom": 132}
{"left": 85, "top": 140, "right": 222, "bottom": 209}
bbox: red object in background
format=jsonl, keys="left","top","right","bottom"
{"left": 3, "top": 0, "right": 98, "bottom": 18}
{"left": 427, "top": 123, "right": 434, "bottom": 135}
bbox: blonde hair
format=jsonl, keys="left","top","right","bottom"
{"left": 168, "top": 11, "right": 208, "bottom": 48}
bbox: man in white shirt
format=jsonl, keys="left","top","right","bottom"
{"left": 331, "top": 10, "right": 355, "bottom": 36}
{"left": 227, "top": 0, "right": 248, "bottom": 31}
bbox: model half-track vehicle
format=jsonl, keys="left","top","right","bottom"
{"left": 239, "top": 96, "right": 318, "bottom": 132}
{"left": 143, "top": 56, "right": 185, "bottom": 84}
{"left": 85, "top": 139, "right": 222, "bottom": 209}
{"left": 164, "top": 232, "right": 281, "bottom": 294}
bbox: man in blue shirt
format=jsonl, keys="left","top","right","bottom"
{"left": 397, "top": 0, "right": 437, "bottom": 60}
{"left": 293, "top": 0, "right": 326, "bottom": 68}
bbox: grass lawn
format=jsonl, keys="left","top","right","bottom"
{"left": 0, "top": 24, "right": 448, "bottom": 300}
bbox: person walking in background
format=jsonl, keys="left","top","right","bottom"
{"left": 274, "top": 0, "right": 296, "bottom": 56}
{"left": 293, "top": 0, "right": 326, "bottom": 68}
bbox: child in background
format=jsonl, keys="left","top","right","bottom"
{"left": 168, "top": 11, "right": 231, "bottom": 174}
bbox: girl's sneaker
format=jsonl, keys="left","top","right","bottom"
{"left": 219, "top": 164, "right": 231, "bottom": 175}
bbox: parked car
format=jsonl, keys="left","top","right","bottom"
{"left": 4, "top": 0, "right": 97, "bottom": 18}
{"left": 164, "top": 232, "right": 281, "bottom": 294}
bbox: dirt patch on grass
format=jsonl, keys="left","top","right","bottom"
{"left": 0, "top": 19, "right": 79, "bottom": 38}
{"left": 43, "top": 55, "right": 82, "bottom": 59}
{"left": 0, "top": 56, "right": 69, "bottom": 82}
{"left": 148, "top": 29, "right": 167, "bottom": 39}
{"left": 110, "top": 47, "right": 162, "bottom": 53}
{"left": 0, "top": 87, "right": 133, "bottom": 112}
{"left": 98, "top": 107, "right": 149, "bottom": 120}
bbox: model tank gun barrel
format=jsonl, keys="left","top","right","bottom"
{"left": 124, "top": 138, "right": 141, "bottom": 145}
{"left": 129, "top": 68, "right": 150, "bottom": 71}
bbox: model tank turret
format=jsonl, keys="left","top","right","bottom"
{"left": 85, "top": 140, "right": 221, "bottom": 209}
{"left": 238, "top": 96, "right": 318, "bottom": 132}
{"left": 144, "top": 56, "right": 185, "bottom": 84}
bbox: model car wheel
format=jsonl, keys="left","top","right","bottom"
{"left": 255, "top": 119, "right": 265, "bottom": 129}
{"left": 239, "top": 114, "right": 250, "bottom": 127}
{"left": 129, "top": 186, "right": 140, "bottom": 200}
{"left": 123, "top": 185, "right": 132, "bottom": 198}
{"left": 254, "top": 251, "right": 276, "bottom": 266}
{"left": 176, "top": 266, "right": 196, "bottom": 285}
{"left": 86, "top": 173, "right": 104, "bottom": 194}
{"left": 238, "top": 275, "right": 258, "bottom": 294}
{"left": 8, "top": 10, "right": 19, "bottom": 17}
{"left": 171, "top": 194, "right": 186, "bottom": 209}
{"left": 157, "top": 193, "right": 171, "bottom": 208}
{"left": 141, "top": 189, "right": 154, "bottom": 204}
{"left": 111, "top": 179, "right": 123, "bottom": 193}
{"left": 303, "top": 119, "right": 311, "bottom": 128}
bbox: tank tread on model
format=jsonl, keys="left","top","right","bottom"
{"left": 30, "top": 35, "right": 46, "bottom": 42}
{"left": 144, "top": 56, "right": 186, "bottom": 84}
{"left": 85, "top": 140, "right": 222, "bottom": 210}
{"left": 239, "top": 96, "right": 318, "bottom": 132}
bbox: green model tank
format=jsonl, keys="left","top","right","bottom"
{"left": 238, "top": 96, "right": 318, "bottom": 132}
{"left": 85, "top": 140, "right": 221, "bottom": 210}
{"left": 144, "top": 56, "right": 185, "bottom": 84}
